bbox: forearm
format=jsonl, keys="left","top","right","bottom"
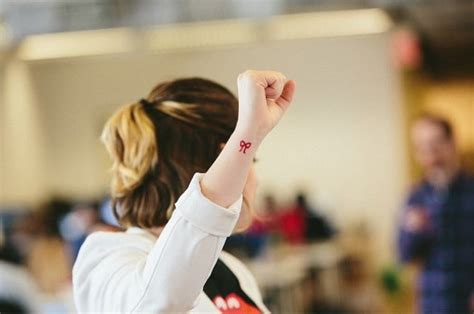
{"left": 201, "top": 127, "right": 261, "bottom": 208}
{"left": 201, "top": 70, "right": 295, "bottom": 208}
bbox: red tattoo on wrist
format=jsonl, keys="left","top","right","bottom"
{"left": 239, "top": 140, "right": 252, "bottom": 154}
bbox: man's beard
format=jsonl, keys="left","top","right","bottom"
{"left": 427, "top": 165, "right": 457, "bottom": 189}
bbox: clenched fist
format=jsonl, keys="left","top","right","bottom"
{"left": 236, "top": 70, "right": 296, "bottom": 142}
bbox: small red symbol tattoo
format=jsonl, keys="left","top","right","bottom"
{"left": 239, "top": 140, "right": 252, "bottom": 154}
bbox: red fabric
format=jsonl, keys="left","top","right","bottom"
{"left": 279, "top": 206, "right": 306, "bottom": 244}
{"left": 213, "top": 293, "right": 261, "bottom": 314}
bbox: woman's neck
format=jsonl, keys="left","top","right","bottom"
{"left": 148, "top": 227, "right": 164, "bottom": 237}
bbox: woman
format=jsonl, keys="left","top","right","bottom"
{"left": 73, "top": 70, "right": 296, "bottom": 313}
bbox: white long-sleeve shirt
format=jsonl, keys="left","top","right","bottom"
{"left": 73, "top": 173, "right": 269, "bottom": 313}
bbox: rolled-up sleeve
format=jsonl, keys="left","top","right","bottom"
{"left": 175, "top": 173, "right": 242, "bottom": 237}
{"left": 73, "top": 173, "right": 242, "bottom": 313}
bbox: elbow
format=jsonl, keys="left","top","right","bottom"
{"left": 134, "top": 293, "right": 198, "bottom": 313}
{"left": 136, "top": 302, "right": 194, "bottom": 313}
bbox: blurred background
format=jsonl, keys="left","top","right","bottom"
{"left": 0, "top": 0, "right": 472, "bottom": 313}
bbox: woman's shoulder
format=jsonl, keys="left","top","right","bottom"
{"left": 87, "top": 227, "right": 151, "bottom": 245}
{"left": 73, "top": 229, "right": 154, "bottom": 288}
{"left": 75, "top": 228, "right": 155, "bottom": 265}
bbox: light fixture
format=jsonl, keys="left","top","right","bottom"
{"left": 17, "top": 28, "right": 138, "bottom": 61}
{"left": 16, "top": 8, "right": 393, "bottom": 60}
{"left": 266, "top": 8, "right": 393, "bottom": 41}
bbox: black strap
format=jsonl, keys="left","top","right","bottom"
{"left": 204, "top": 259, "right": 260, "bottom": 311}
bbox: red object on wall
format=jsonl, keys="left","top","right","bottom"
{"left": 392, "top": 29, "right": 422, "bottom": 70}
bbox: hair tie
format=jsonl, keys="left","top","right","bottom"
{"left": 140, "top": 98, "right": 162, "bottom": 119}
{"left": 139, "top": 98, "right": 154, "bottom": 108}
{"left": 139, "top": 98, "right": 163, "bottom": 124}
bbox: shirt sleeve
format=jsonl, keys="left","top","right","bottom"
{"left": 73, "top": 173, "right": 242, "bottom": 313}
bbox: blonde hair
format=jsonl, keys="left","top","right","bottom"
{"left": 101, "top": 78, "right": 238, "bottom": 228}
{"left": 102, "top": 103, "right": 157, "bottom": 198}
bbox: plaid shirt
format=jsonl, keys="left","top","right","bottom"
{"left": 398, "top": 172, "right": 474, "bottom": 314}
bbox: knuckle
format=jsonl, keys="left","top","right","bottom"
{"left": 238, "top": 70, "right": 253, "bottom": 82}
{"left": 238, "top": 70, "right": 259, "bottom": 85}
{"left": 246, "top": 70, "right": 259, "bottom": 79}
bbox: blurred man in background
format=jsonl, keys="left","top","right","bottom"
{"left": 398, "top": 114, "right": 474, "bottom": 313}
{"left": 0, "top": 228, "right": 40, "bottom": 313}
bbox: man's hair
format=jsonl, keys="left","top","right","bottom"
{"left": 415, "top": 113, "right": 454, "bottom": 140}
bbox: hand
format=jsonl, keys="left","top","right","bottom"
{"left": 405, "top": 207, "right": 429, "bottom": 232}
{"left": 236, "top": 70, "right": 296, "bottom": 141}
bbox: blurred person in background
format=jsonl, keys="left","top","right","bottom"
{"left": 254, "top": 193, "right": 281, "bottom": 233}
{"left": 398, "top": 114, "right": 474, "bottom": 313}
{"left": 59, "top": 201, "right": 120, "bottom": 262}
{"left": 295, "top": 193, "right": 335, "bottom": 242}
{"left": 238, "top": 194, "right": 280, "bottom": 258}
{"left": 59, "top": 202, "right": 99, "bottom": 263}
{"left": 0, "top": 234, "right": 40, "bottom": 313}
{"left": 224, "top": 194, "right": 281, "bottom": 258}
{"left": 73, "top": 70, "right": 296, "bottom": 313}
{"left": 278, "top": 193, "right": 335, "bottom": 244}
{"left": 0, "top": 257, "right": 40, "bottom": 313}
{"left": 27, "top": 199, "right": 72, "bottom": 295}
{"left": 1, "top": 210, "right": 43, "bottom": 266}
{"left": 278, "top": 196, "right": 307, "bottom": 244}
{"left": 98, "top": 198, "right": 122, "bottom": 228}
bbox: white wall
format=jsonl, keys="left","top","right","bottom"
{"left": 0, "top": 64, "right": 5, "bottom": 203}
{"left": 1, "top": 61, "right": 48, "bottom": 206}
{"left": 1, "top": 33, "right": 409, "bottom": 262}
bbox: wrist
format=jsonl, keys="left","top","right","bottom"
{"left": 234, "top": 121, "right": 266, "bottom": 144}
{"left": 230, "top": 127, "right": 262, "bottom": 154}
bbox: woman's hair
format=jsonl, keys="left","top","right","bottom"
{"left": 101, "top": 78, "right": 238, "bottom": 228}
